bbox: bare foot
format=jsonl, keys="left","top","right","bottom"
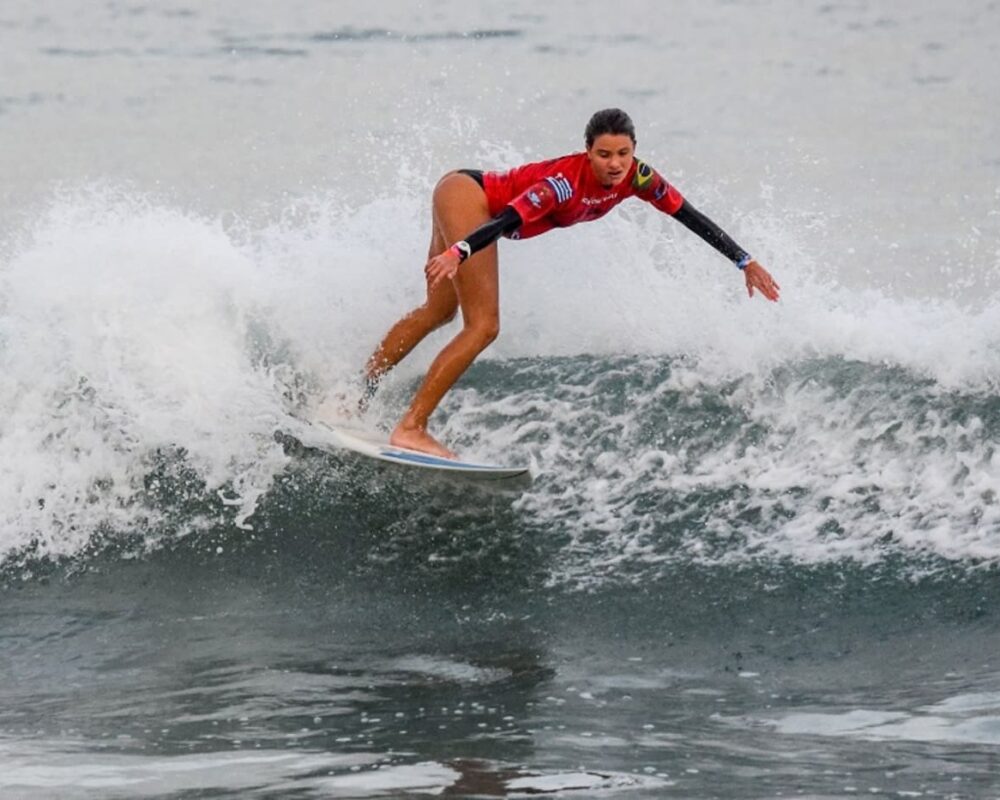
{"left": 390, "top": 424, "right": 456, "bottom": 459}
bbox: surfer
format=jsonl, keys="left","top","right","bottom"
{"left": 363, "top": 108, "right": 780, "bottom": 458}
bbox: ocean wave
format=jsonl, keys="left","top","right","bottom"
{"left": 1, "top": 187, "right": 998, "bottom": 581}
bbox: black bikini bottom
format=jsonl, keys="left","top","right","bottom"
{"left": 456, "top": 169, "right": 484, "bottom": 189}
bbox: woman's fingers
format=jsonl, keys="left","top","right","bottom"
{"left": 755, "top": 276, "right": 777, "bottom": 301}
{"left": 745, "top": 262, "right": 780, "bottom": 302}
{"left": 425, "top": 257, "right": 456, "bottom": 290}
{"left": 425, "top": 253, "right": 460, "bottom": 289}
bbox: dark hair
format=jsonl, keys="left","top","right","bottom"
{"left": 584, "top": 108, "right": 636, "bottom": 148}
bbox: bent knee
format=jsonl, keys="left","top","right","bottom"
{"left": 417, "top": 302, "right": 458, "bottom": 329}
{"left": 467, "top": 318, "right": 500, "bottom": 347}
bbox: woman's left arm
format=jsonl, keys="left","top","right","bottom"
{"left": 633, "top": 160, "right": 780, "bottom": 302}
{"left": 672, "top": 200, "right": 781, "bottom": 302}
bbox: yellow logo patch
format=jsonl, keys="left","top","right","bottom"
{"left": 632, "top": 159, "right": 654, "bottom": 192}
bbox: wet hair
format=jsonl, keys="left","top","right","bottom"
{"left": 584, "top": 108, "right": 636, "bottom": 148}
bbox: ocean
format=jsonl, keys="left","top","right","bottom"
{"left": 2, "top": 1, "right": 1000, "bottom": 797}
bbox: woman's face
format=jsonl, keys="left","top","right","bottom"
{"left": 586, "top": 133, "right": 635, "bottom": 188}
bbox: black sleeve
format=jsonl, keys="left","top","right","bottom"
{"left": 672, "top": 200, "right": 750, "bottom": 266}
{"left": 460, "top": 206, "right": 523, "bottom": 258}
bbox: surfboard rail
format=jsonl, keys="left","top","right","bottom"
{"left": 312, "top": 421, "right": 532, "bottom": 481}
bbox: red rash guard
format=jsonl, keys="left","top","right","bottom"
{"left": 482, "top": 152, "right": 685, "bottom": 240}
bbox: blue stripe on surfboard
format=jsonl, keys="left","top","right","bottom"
{"left": 378, "top": 448, "right": 512, "bottom": 471}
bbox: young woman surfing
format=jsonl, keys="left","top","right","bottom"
{"left": 363, "top": 108, "right": 780, "bottom": 458}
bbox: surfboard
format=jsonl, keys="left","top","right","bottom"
{"left": 300, "top": 420, "right": 531, "bottom": 481}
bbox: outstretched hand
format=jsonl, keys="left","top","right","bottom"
{"left": 743, "top": 260, "right": 780, "bottom": 302}
{"left": 425, "top": 248, "right": 462, "bottom": 290}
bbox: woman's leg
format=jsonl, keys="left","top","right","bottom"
{"left": 389, "top": 173, "right": 498, "bottom": 457}
{"left": 363, "top": 226, "right": 459, "bottom": 395}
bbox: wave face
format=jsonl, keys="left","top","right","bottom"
{"left": 2, "top": 184, "right": 1000, "bottom": 585}
{"left": 3, "top": 5, "right": 1000, "bottom": 796}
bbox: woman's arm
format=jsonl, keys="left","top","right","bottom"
{"left": 672, "top": 201, "right": 780, "bottom": 301}
{"left": 634, "top": 160, "right": 780, "bottom": 301}
{"left": 672, "top": 200, "right": 751, "bottom": 267}
{"left": 425, "top": 207, "right": 522, "bottom": 289}
{"left": 457, "top": 207, "right": 523, "bottom": 260}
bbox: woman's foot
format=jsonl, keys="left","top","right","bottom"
{"left": 390, "top": 423, "right": 456, "bottom": 459}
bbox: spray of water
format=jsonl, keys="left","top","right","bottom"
{"left": 1, "top": 161, "right": 999, "bottom": 572}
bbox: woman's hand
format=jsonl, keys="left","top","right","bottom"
{"left": 743, "top": 260, "right": 780, "bottom": 302}
{"left": 425, "top": 248, "right": 462, "bottom": 290}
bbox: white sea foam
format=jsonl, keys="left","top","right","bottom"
{"left": 505, "top": 349, "right": 1000, "bottom": 584}
{"left": 0, "top": 191, "right": 292, "bottom": 558}
{"left": 0, "top": 741, "right": 380, "bottom": 797}
{"left": 1, "top": 180, "right": 999, "bottom": 571}
{"left": 758, "top": 691, "right": 1000, "bottom": 745}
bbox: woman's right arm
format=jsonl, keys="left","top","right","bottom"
{"left": 425, "top": 207, "right": 522, "bottom": 289}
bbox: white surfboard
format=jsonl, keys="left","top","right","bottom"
{"left": 304, "top": 421, "right": 531, "bottom": 481}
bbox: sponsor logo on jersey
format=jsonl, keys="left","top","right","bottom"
{"left": 528, "top": 190, "right": 542, "bottom": 208}
{"left": 654, "top": 182, "right": 668, "bottom": 201}
{"left": 544, "top": 175, "right": 574, "bottom": 203}
{"left": 581, "top": 194, "right": 618, "bottom": 205}
{"left": 632, "top": 159, "right": 654, "bottom": 192}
